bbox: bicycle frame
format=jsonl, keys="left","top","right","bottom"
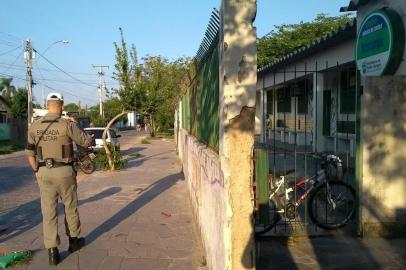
{"left": 270, "top": 169, "right": 327, "bottom": 209}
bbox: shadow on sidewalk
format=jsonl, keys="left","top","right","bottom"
{"left": 0, "top": 187, "right": 122, "bottom": 243}
{"left": 125, "top": 150, "right": 173, "bottom": 169}
{"left": 121, "top": 146, "right": 147, "bottom": 156}
{"left": 0, "top": 166, "right": 34, "bottom": 196}
{"left": 85, "top": 172, "right": 183, "bottom": 245}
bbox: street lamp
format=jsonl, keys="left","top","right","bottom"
{"left": 40, "top": 39, "right": 69, "bottom": 108}
{"left": 42, "top": 39, "right": 69, "bottom": 55}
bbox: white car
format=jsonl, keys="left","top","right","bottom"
{"left": 84, "top": 127, "right": 121, "bottom": 152}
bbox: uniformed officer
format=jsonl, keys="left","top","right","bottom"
{"left": 26, "top": 93, "right": 93, "bottom": 265}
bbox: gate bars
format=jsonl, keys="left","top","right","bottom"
{"left": 257, "top": 60, "right": 357, "bottom": 235}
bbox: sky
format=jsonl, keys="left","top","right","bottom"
{"left": 0, "top": 0, "right": 352, "bottom": 106}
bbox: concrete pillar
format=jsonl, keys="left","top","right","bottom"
{"left": 360, "top": 76, "right": 406, "bottom": 237}
{"left": 219, "top": 0, "right": 257, "bottom": 269}
{"left": 355, "top": 0, "right": 406, "bottom": 237}
{"left": 312, "top": 72, "right": 325, "bottom": 153}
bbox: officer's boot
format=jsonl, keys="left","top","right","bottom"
{"left": 68, "top": 237, "right": 85, "bottom": 253}
{"left": 48, "top": 247, "right": 60, "bottom": 265}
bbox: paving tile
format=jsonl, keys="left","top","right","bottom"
{"left": 2, "top": 139, "right": 205, "bottom": 270}
{"left": 160, "top": 237, "right": 195, "bottom": 250}
{"left": 58, "top": 251, "right": 78, "bottom": 268}
{"left": 108, "top": 241, "right": 147, "bottom": 258}
{"left": 121, "top": 258, "right": 171, "bottom": 270}
{"left": 78, "top": 249, "right": 108, "bottom": 270}
{"left": 167, "top": 259, "right": 195, "bottom": 270}
{"left": 98, "top": 256, "right": 123, "bottom": 270}
{"left": 127, "top": 231, "right": 160, "bottom": 244}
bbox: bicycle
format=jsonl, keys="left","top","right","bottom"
{"left": 255, "top": 153, "right": 356, "bottom": 237}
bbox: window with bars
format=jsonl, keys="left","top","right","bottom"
{"left": 277, "top": 87, "right": 291, "bottom": 113}
{"left": 340, "top": 68, "right": 356, "bottom": 114}
{"left": 267, "top": 90, "right": 273, "bottom": 115}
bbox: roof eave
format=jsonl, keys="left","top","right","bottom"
{"left": 258, "top": 19, "right": 356, "bottom": 75}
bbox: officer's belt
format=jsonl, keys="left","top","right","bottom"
{"left": 38, "top": 161, "right": 73, "bottom": 168}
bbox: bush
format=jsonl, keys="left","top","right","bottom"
{"left": 94, "top": 146, "right": 127, "bottom": 170}
{"left": 0, "top": 141, "right": 24, "bottom": 155}
{"left": 141, "top": 138, "right": 150, "bottom": 144}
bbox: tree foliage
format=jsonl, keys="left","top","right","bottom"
{"left": 257, "top": 14, "right": 354, "bottom": 68}
{"left": 11, "top": 88, "right": 28, "bottom": 118}
{"left": 112, "top": 28, "right": 190, "bottom": 135}
{"left": 136, "top": 56, "right": 189, "bottom": 134}
{"left": 0, "top": 77, "right": 16, "bottom": 100}
{"left": 64, "top": 102, "right": 79, "bottom": 112}
{"left": 112, "top": 27, "right": 141, "bottom": 111}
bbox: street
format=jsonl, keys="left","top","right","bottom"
{"left": 0, "top": 131, "right": 206, "bottom": 270}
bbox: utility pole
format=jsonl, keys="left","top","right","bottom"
{"left": 41, "top": 84, "right": 46, "bottom": 109}
{"left": 92, "top": 65, "right": 109, "bottom": 119}
{"left": 24, "top": 39, "right": 35, "bottom": 126}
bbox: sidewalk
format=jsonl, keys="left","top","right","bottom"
{"left": 0, "top": 138, "right": 206, "bottom": 270}
{"left": 257, "top": 235, "right": 406, "bottom": 269}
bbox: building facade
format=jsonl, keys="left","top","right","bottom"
{"left": 256, "top": 20, "right": 357, "bottom": 158}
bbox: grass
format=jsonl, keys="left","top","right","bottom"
{"left": 141, "top": 138, "right": 150, "bottom": 144}
{"left": 149, "top": 131, "right": 174, "bottom": 140}
{"left": 0, "top": 141, "right": 25, "bottom": 155}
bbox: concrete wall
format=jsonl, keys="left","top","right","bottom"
{"left": 358, "top": 0, "right": 406, "bottom": 237}
{"left": 177, "top": 1, "right": 257, "bottom": 269}
{"left": 361, "top": 76, "right": 406, "bottom": 237}
{"left": 178, "top": 129, "right": 226, "bottom": 270}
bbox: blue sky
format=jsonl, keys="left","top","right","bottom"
{"left": 0, "top": 0, "right": 351, "bottom": 106}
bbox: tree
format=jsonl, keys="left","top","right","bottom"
{"left": 11, "top": 88, "right": 28, "bottom": 118}
{"left": 112, "top": 27, "right": 139, "bottom": 112}
{"left": 101, "top": 27, "right": 140, "bottom": 170}
{"left": 64, "top": 102, "right": 80, "bottom": 112}
{"left": 109, "top": 28, "right": 189, "bottom": 169}
{"left": 0, "top": 77, "right": 16, "bottom": 100}
{"left": 257, "top": 13, "right": 353, "bottom": 68}
{"left": 138, "top": 56, "right": 190, "bottom": 136}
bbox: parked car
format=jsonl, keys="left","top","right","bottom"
{"left": 84, "top": 127, "right": 121, "bottom": 152}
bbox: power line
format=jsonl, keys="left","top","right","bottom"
{"left": 34, "top": 49, "right": 97, "bottom": 88}
{"left": 0, "top": 62, "right": 98, "bottom": 76}
{"left": 0, "top": 46, "right": 22, "bottom": 57}
{"left": 0, "top": 72, "right": 25, "bottom": 81}
{"left": 0, "top": 32, "right": 22, "bottom": 42}
{"left": 41, "top": 82, "right": 98, "bottom": 103}
{"left": 0, "top": 39, "right": 20, "bottom": 47}
{"left": 0, "top": 64, "right": 101, "bottom": 87}
{"left": 0, "top": 71, "right": 98, "bottom": 103}
{"left": 2, "top": 50, "right": 24, "bottom": 74}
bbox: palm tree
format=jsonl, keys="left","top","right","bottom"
{"left": 0, "top": 78, "right": 16, "bottom": 100}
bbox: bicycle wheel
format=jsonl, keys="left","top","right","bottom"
{"left": 80, "top": 160, "right": 96, "bottom": 174}
{"left": 255, "top": 197, "right": 281, "bottom": 237}
{"left": 308, "top": 181, "right": 355, "bottom": 229}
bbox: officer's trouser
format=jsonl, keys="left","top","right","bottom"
{"left": 37, "top": 165, "right": 81, "bottom": 249}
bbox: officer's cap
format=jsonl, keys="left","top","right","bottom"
{"left": 47, "top": 92, "right": 64, "bottom": 102}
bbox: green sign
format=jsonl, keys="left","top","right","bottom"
{"left": 356, "top": 9, "right": 405, "bottom": 76}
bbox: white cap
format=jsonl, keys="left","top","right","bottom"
{"left": 46, "top": 92, "right": 64, "bottom": 102}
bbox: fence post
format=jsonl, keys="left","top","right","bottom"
{"left": 219, "top": 0, "right": 257, "bottom": 269}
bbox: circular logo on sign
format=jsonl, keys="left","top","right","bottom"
{"left": 356, "top": 9, "right": 405, "bottom": 76}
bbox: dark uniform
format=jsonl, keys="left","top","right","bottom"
{"left": 26, "top": 112, "right": 93, "bottom": 249}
